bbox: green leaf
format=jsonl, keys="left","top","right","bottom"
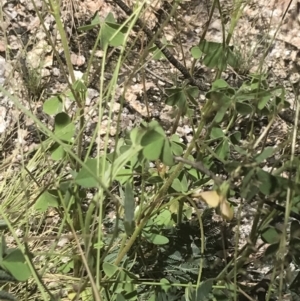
{"left": 106, "top": 12, "right": 116, "bottom": 23}
{"left": 165, "top": 88, "right": 186, "bottom": 109}
{"left": 255, "top": 147, "right": 275, "bottom": 163}
{"left": 203, "top": 44, "right": 227, "bottom": 71}
{"left": 227, "top": 49, "right": 239, "bottom": 68}
{"left": 115, "top": 169, "right": 133, "bottom": 185}
{"left": 148, "top": 120, "right": 166, "bottom": 135}
{"left": 264, "top": 243, "right": 279, "bottom": 257}
{"left": 34, "top": 190, "right": 59, "bottom": 212}
{"left": 100, "top": 13, "right": 128, "bottom": 48}
{"left": 213, "top": 104, "right": 230, "bottom": 122}
{"left": 116, "top": 270, "right": 137, "bottom": 294}
{"left": 256, "top": 169, "right": 279, "bottom": 195}
{"left": 65, "top": 90, "right": 76, "bottom": 101}
{"left": 171, "top": 141, "right": 183, "bottom": 156}
{"left": 206, "top": 91, "right": 232, "bottom": 105}
{"left": 240, "top": 168, "right": 257, "bottom": 199}
{"left": 141, "top": 130, "right": 165, "bottom": 146}
{"left": 144, "top": 218, "right": 155, "bottom": 229}
{"left": 54, "top": 112, "right": 75, "bottom": 142}
{"left": 258, "top": 91, "right": 272, "bottom": 110}
{"left": 0, "top": 221, "right": 8, "bottom": 231}
{"left": 147, "top": 295, "right": 155, "bottom": 301}
{"left": 185, "top": 283, "right": 195, "bottom": 301}
{"left": 250, "top": 81, "right": 260, "bottom": 91}
{"left": 206, "top": 91, "right": 232, "bottom": 124}
{"left": 0, "top": 236, "right": 7, "bottom": 261}
{"left": 191, "top": 46, "right": 202, "bottom": 59}
{"left": 143, "top": 232, "right": 169, "bottom": 245}
{"left": 229, "top": 131, "right": 241, "bottom": 145}
{"left": 235, "top": 90, "right": 256, "bottom": 102}
{"left": 154, "top": 210, "right": 171, "bottom": 226}
{"left": 72, "top": 79, "right": 87, "bottom": 93}
{"left": 161, "top": 139, "right": 174, "bottom": 166}
{"left": 233, "top": 144, "right": 247, "bottom": 155}
{"left": 186, "top": 93, "right": 200, "bottom": 107}
{"left": 210, "top": 127, "right": 224, "bottom": 139}
{"left": 50, "top": 144, "right": 66, "bottom": 161}
{"left": 124, "top": 181, "right": 135, "bottom": 235}
{"left": 212, "top": 79, "right": 229, "bottom": 89}
{"left": 203, "top": 46, "right": 224, "bottom": 69}
{"left": 130, "top": 127, "right": 144, "bottom": 145}
{"left": 111, "top": 144, "right": 143, "bottom": 181}
{"left": 148, "top": 175, "right": 164, "bottom": 184}
{"left": 116, "top": 294, "right": 127, "bottom": 301}
{"left": 215, "top": 139, "right": 229, "bottom": 161}
{"left": 59, "top": 261, "right": 73, "bottom": 274}
{"left": 59, "top": 180, "right": 73, "bottom": 193}
{"left": 261, "top": 227, "right": 281, "bottom": 244}
{"left": 181, "top": 174, "right": 188, "bottom": 192}
{"left": 172, "top": 178, "right": 182, "bottom": 192}
{"left": 292, "top": 195, "right": 300, "bottom": 214}
{"left": 170, "top": 134, "right": 182, "bottom": 143}
{"left": 75, "top": 157, "right": 108, "bottom": 188}
{"left": 103, "top": 262, "right": 119, "bottom": 278}
{"left": 186, "top": 86, "right": 200, "bottom": 98}
{"left": 43, "top": 96, "right": 63, "bottom": 115}
{"left": 195, "top": 279, "right": 214, "bottom": 300}
{"left": 199, "top": 40, "right": 221, "bottom": 54}
{"left": 160, "top": 278, "right": 171, "bottom": 293}
{"left": 69, "top": 80, "right": 87, "bottom": 100}
{"left": 2, "top": 249, "right": 31, "bottom": 281}
{"left": 93, "top": 237, "right": 105, "bottom": 250}
{"left": 165, "top": 87, "right": 182, "bottom": 98}
{"left": 236, "top": 102, "right": 253, "bottom": 115}
{"left": 143, "top": 138, "right": 164, "bottom": 161}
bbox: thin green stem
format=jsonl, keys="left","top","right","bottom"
{"left": 48, "top": 0, "right": 75, "bottom": 83}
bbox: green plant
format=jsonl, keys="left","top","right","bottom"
{"left": 0, "top": 0, "right": 299, "bottom": 300}
{"left": 0, "top": 222, "right": 32, "bottom": 301}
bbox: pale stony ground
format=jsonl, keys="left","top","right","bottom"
{"left": 1, "top": 0, "right": 300, "bottom": 153}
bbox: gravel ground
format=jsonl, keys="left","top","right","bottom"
{"left": 1, "top": 0, "right": 299, "bottom": 151}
